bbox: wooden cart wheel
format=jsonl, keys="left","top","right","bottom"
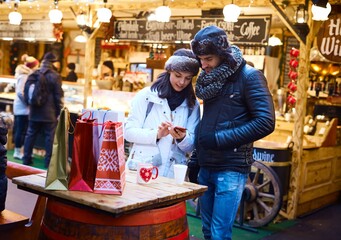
{"left": 237, "top": 161, "right": 283, "bottom": 228}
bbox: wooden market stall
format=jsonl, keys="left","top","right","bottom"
{"left": 0, "top": 0, "right": 339, "bottom": 228}
{"left": 267, "top": 1, "right": 341, "bottom": 220}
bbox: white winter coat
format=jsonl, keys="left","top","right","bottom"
{"left": 125, "top": 87, "right": 200, "bottom": 178}
{"left": 13, "top": 64, "right": 31, "bottom": 116}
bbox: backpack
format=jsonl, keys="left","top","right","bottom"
{"left": 24, "top": 69, "right": 49, "bottom": 107}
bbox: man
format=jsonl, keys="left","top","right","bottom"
{"left": 22, "top": 52, "right": 64, "bottom": 168}
{"left": 190, "top": 26, "right": 275, "bottom": 240}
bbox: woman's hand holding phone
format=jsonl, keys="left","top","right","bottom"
{"left": 174, "top": 126, "right": 187, "bottom": 132}
{"left": 170, "top": 126, "right": 187, "bottom": 141}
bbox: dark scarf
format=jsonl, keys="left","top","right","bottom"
{"left": 195, "top": 45, "right": 244, "bottom": 100}
{"left": 167, "top": 86, "right": 187, "bottom": 111}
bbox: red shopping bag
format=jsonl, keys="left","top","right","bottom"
{"left": 94, "top": 121, "right": 126, "bottom": 195}
{"left": 69, "top": 112, "right": 99, "bottom": 192}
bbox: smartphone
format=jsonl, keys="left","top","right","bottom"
{"left": 174, "top": 126, "right": 187, "bottom": 132}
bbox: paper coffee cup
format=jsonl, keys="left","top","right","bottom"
{"left": 174, "top": 164, "right": 188, "bottom": 184}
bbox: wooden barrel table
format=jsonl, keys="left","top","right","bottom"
{"left": 12, "top": 171, "right": 207, "bottom": 240}
{"left": 39, "top": 198, "right": 189, "bottom": 240}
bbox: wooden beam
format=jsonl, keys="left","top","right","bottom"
{"left": 269, "top": 0, "right": 306, "bottom": 45}
{"left": 285, "top": 4, "right": 323, "bottom": 219}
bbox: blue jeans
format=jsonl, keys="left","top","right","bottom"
{"left": 13, "top": 115, "right": 29, "bottom": 148}
{"left": 198, "top": 167, "right": 247, "bottom": 240}
{"left": 22, "top": 121, "right": 57, "bottom": 167}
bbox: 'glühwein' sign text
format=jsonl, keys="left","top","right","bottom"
{"left": 317, "top": 14, "right": 341, "bottom": 62}
{"left": 114, "top": 15, "right": 271, "bottom": 45}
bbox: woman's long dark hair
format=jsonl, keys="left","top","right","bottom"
{"left": 151, "top": 72, "right": 196, "bottom": 109}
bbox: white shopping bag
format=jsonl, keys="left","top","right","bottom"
{"left": 82, "top": 108, "right": 125, "bottom": 148}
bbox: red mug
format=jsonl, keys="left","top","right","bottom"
{"left": 137, "top": 163, "right": 158, "bottom": 184}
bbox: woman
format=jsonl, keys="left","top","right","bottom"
{"left": 65, "top": 62, "right": 78, "bottom": 82}
{"left": 125, "top": 48, "right": 200, "bottom": 178}
{"left": 13, "top": 55, "right": 39, "bottom": 159}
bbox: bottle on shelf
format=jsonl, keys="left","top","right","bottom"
{"left": 149, "top": 47, "right": 154, "bottom": 60}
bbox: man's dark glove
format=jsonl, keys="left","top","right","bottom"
{"left": 199, "top": 132, "right": 217, "bottom": 149}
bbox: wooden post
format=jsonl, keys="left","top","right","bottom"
{"left": 83, "top": 37, "right": 94, "bottom": 108}
{"left": 82, "top": 22, "right": 103, "bottom": 109}
{"left": 285, "top": 9, "right": 323, "bottom": 218}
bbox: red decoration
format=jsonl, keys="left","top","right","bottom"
{"left": 289, "top": 59, "right": 299, "bottom": 68}
{"left": 286, "top": 47, "right": 300, "bottom": 109}
{"left": 290, "top": 48, "right": 300, "bottom": 58}
{"left": 288, "top": 70, "right": 298, "bottom": 80}
{"left": 53, "top": 23, "right": 64, "bottom": 42}
{"left": 288, "top": 82, "right": 297, "bottom": 92}
{"left": 287, "top": 95, "right": 297, "bottom": 105}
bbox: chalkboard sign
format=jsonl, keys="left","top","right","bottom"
{"left": 317, "top": 13, "right": 341, "bottom": 62}
{"left": 283, "top": 36, "right": 300, "bottom": 87}
{"left": 0, "top": 20, "right": 54, "bottom": 40}
{"left": 114, "top": 15, "right": 271, "bottom": 45}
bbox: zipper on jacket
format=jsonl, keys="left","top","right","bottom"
{"left": 170, "top": 112, "right": 175, "bottom": 144}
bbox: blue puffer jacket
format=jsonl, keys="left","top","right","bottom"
{"left": 195, "top": 62, "right": 275, "bottom": 173}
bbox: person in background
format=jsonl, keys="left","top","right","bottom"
{"left": 125, "top": 48, "right": 200, "bottom": 178}
{"left": 13, "top": 55, "right": 40, "bottom": 159}
{"left": 65, "top": 62, "right": 78, "bottom": 82}
{"left": 22, "top": 52, "right": 64, "bottom": 168}
{"left": 190, "top": 26, "right": 275, "bottom": 240}
{"left": 98, "top": 60, "right": 122, "bottom": 90}
{"left": 100, "top": 60, "right": 114, "bottom": 80}
{"left": 96, "top": 60, "right": 116, "bottom": 90}
{"left": 0, "top": 112, "right": 13, "bottom": 212}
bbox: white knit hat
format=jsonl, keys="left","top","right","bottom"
{"left": 164, "top": 48, "right": 200, "bottom": 76}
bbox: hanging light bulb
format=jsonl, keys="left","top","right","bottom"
{"left": 97, "top": 8, "right": 112, "bottom": 23}
{"left": 74, "top": 34, "right": 87, "bottom": 43}
{"left": 49, "top": 0, "right": 63, "bottom": 24}
{"left": 223, "top": 3, "right": 241, "bottom": 23}
{"left": 8, "top": 3, "right": 22, "bottom": 25}
{"left": 268, "top": 35, "right": 283, "bottom": 46}
{"left": 311, "top": 2, "right": 332, "bottom": 21}
{"left": 9, "top": 11, "right": 22, "bottom": 25}
{"left": 147, "top": 13, "right": 157, "bottom": 21}
{"left": 76, "top": 12, "right": 87, "bottom": 26}
{"left": 155, "top": 6, "right": 171, "bottom": 22}
{"left": 97, "top": 0, "right": 112, "bottom": 23}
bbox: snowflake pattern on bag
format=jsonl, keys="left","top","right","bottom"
{"left": 94, "top": 122, "right": 126, "bottom": 194}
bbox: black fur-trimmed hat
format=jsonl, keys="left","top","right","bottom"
{"left": 165, "top": 48, "right": 200, "bottom": 76}
{"left": 191, "top": 25, "right": 232, "bottom": 59}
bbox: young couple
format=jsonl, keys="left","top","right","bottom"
{"left": 125, "top": 25, "right": 275, "bottom": 240}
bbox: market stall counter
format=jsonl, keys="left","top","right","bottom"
{"left": 12, "top": 171, "right": 207, "bottom": 239}
{"left": 253, "top": 117, "right": 341, "bottom": 220}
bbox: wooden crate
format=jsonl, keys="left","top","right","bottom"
{"left": 295, "top": 146, "right": 341, "bottom": 216}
